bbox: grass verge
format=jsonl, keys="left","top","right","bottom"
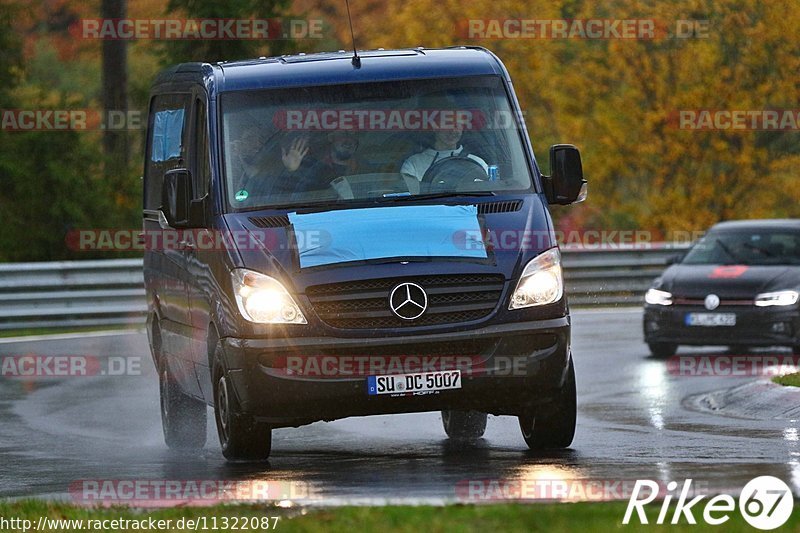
{"left": 0, "top": 500, "right": 796, "bottom": 532}
{"left": 773, "top": 372, "right": 800, "bottom": 387}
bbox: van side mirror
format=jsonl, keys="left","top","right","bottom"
{"left": 545, "top": 144, "right": 588, "bottom": 205}
{"left": 161, "top": 169, "right": 192, "bottom": 228}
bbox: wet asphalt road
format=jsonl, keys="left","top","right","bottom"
{"left": 0, "top": 308, "right": 798, "bottom": 504}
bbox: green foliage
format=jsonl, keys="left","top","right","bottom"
{"left": 1, "top": 0, "right": 799, "bottom": 261}
{"left": 161, "top": 0, "right": 297, "bottom": 63}
{"left": 0, "top": 1, "right": 22, "bottom": 106}
{"left": 0, "top": 0, "right": 302, "bottom": 262}
{"left": 366, "top": 0, "right": 800, "bottom": 236}
{"left": 0, "top": 127, "right": 125, "bottom": 262}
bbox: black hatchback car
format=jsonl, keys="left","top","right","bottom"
{"left": 644, "top": 219, "right": 800, "bottom": 357}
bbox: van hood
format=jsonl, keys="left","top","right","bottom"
{"left": 223, "top": 195, "right": 554, "bottom": 293}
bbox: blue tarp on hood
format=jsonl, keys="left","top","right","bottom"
{"left": 288, "top": 205, "right": 487, "bottom": 269}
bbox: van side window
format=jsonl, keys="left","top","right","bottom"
{"left": 152, "top": 109, "right": 185, "bottom": 162}
{"left": 192, "top": 98, "right": 211, "bottom": 200}
{"left": 144, "top": 94, "right": 190, "bottom": 210}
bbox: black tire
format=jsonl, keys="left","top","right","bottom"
{"left": 648, "top": 342, "right": 677, "bottom": 358}
{"left": 159, "top": 356, "right": 207, "bottom": 449}
{"left": 518, "top": 357, "right": 576, "bottom": 449}
{"left": 441, "top": 410, "right": 487, "bottom": 441}
{"left": 212, "top": 346, "right": 272, "bottom": 462}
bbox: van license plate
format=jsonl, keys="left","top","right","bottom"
{"left": 685, "top": 313, "right": 736, "bottom": 327}
{"left": 367, "top": 370, "right": 461, "bottom": 396}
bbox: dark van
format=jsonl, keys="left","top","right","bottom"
{"left": 143, "top": 47, "right": 588, "bottom": 461}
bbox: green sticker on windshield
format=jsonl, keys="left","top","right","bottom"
{"left": 234, "top": 189, "right": 249, "bottom": 202}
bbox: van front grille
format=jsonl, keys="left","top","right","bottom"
{"left": 306, "top": 274, "right": 505, "bottom": 329}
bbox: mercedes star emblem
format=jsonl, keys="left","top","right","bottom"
{"left": 389, "top": 282, "right": 428, "bottom": 320}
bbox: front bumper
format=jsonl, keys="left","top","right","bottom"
{"left": 644, "top": 304, "right": 800, "bottom": 346}
{"left": 220, "top": 317, "right": 571, "bottom": 427}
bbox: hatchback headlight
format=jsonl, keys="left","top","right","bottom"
{"left": 231, "top": 269, "right": 307, "bottom": 324}
{"left": 754, "top": 290, "right": 799, "bottom": 307}
{"left": 645, "top": 288, "right": 673, "bottom": 306}
{"left": 509, "top": 248, "right": 564, "bottom": 309}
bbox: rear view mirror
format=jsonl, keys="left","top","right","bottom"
{"left": 545, "top": 144, "right": 587, "bottom": 205}
{"left": 161, "top": 168, "right": 192, "bottom": 227}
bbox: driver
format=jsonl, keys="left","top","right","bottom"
{"left": 400, "top": 120, "right": 488, "bottom": 181}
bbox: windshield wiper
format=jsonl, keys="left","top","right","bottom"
{"left": 383, "top": 191, "right": 496, "bottom": 202}
{"left": 261, "top": 199, "right": 345, "bottom": 211}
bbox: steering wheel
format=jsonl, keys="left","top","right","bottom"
{"left": 420, "top": 156, "right": 487, "bottom": 193}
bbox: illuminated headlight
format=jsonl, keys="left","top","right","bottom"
{"left": 645, "top": 288, "right": 673, "bottom": 306}
{"left": 509, "top": 248, "right": 564, "bottom": 309}
{"left": 231, "top": 269, "right": 307, "bottom": 324}
{"left": 754, "top": 290, "right": 800, "bottom": 307}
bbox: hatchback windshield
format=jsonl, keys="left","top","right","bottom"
{"left": 683, "top": 229, "right": 800, "bottom": 265}
{"left": 220, "top": 76, "right": 534, "bottom": 210}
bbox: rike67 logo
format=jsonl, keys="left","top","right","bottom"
{"left": 623, "top": 476, "right": 793, "bottom": 530}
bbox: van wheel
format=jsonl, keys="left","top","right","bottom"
{"left": 212, "top": 346, "right": 272, "bottom": 462}
{"left": 518, "top": 357, "right": 576, "bottom": 450}
{"left": 159, "top": 357, "right": 207, "bottom": 449}
{"left": 441, "top": 410, "right": 487, "bottom": 441}
{"left": 648, "top": 342, "right": 677, "bottom": 358}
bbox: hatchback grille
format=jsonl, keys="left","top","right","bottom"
{"left": 672, "top": 297, "right": 754, "bottom": 306}
{"left": 306, "top": 274, "right": 505, "bottom": 329}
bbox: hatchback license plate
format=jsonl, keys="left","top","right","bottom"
{"left": 367, "top": 370, "right": 461, "bottom": 396}
{"left": 685, "top": 313, "right": 736, "bottom": 327}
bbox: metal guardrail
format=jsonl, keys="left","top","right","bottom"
{"left": 0, "top": 259, "right": 147, "bottom": 331}
{"left": 561, "top": 245, "right": 690, "bottom": 306}
{"left": 0, "top": 245, "right": 691, "bottom": 330}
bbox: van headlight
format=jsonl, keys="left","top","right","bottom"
{"left": 754, "top": 290, "right": 799, "bottom": 307}
{"left": 231, "top": 269, "right": 307, "bottom": 324}
{"left": 645, "top": 288, "right": 673, "bottom": 306}
{"left": 509, "top": 248, "right": 564, "bottom": 309}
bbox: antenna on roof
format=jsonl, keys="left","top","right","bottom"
{"left": 344, "top": 0, "right": 361, "bottom": 68}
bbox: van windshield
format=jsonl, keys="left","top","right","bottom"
{"left": 220, "top": 76, "right": 535, "bottom": 210}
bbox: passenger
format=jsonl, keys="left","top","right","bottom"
{"left": 279, "top": 130, "right": 363, "bottom": 196}
{"left": 319, "top": 130, "right": 361, "bottom": 178}
{"left": 228, "top": 124, "right": 270, "bottom": 188}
